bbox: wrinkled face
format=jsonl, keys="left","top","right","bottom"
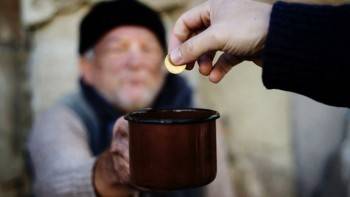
{"left": 81, "top": 26, "right": 165, "bottom": 112}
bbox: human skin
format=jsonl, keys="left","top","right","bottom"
{"left": 168, "top": 0, "right": 272, "bottom": 83}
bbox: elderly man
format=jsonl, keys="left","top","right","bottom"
{"left": 28, "top": 1, "right": 233, "bottom": 196}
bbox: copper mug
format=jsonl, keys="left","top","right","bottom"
{"left": 125, "top": 108, "right": 220, "bottom": 191}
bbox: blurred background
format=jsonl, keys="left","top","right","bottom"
{"left": 0, "top": 0, "right": 349, "bottom": 196}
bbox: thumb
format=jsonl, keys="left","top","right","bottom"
{"left": 169, "top": 27, "right": 224, "bottom": 66}
{"left": 113, "top": 117, "right": 129, "bottom": 139}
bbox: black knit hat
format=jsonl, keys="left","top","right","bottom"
{"left": 79, "top": 0, "right": 166, "bottom": 55}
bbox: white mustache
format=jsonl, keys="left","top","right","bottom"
{"left": 111, "top": 69, "right": 164, "bottom": 111}
{"left": 118, "top": 69, "right": 160, "bottom": 89}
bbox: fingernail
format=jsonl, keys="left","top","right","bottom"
{"left": 209, "top": 73, "right": 220, "bottom": 84}
{"left": 170, "top": 48, "right": 182, "bottom": 65}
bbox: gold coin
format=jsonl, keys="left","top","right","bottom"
{"left": 164, "top": 55, "right": 186, "bottom": 74}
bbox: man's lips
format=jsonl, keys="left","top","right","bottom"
{"left": 123, "top": 77, "right": 148, "bottom": 85}
{"left": 128, "top": 80, "right": 144, "bottom": 86}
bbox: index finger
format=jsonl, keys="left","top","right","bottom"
{"left": 168, "top": 1, "right": 210, "bottom": 52}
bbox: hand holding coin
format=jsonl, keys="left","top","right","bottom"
{"left": 164, "top": 55, "right": 186, "bottom": 74}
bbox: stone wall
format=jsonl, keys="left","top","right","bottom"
{"left": 0, "top": 0, "right": 31, "bottom": 196}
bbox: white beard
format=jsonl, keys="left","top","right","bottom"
{"left": 110, "top": 71, "right": 165, "bottom": 112}
{"left": 114, "top": 85, "right": 159, "bottom": 112}
{"left": 96, "top": 67, "right": 165, "bottom": 112}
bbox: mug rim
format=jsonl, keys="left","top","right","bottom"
{"left": 124, "top": 108, "right": 220, "bottom": 124}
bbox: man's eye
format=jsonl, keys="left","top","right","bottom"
{"left": 114, "top": 46, "right": 127, "bottom": 52}
{"left": 108, "top": 43, "right": 129, "bottom": 53}
{"left": 104, "top": 46, "right": 126, "bottom": 54}
{"left": 142, "top": 45, "right": 156, "bottom": 53}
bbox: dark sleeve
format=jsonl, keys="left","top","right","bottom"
{"left": 152, "top": 74, "right": 194, "bottom": 109}
{"left": 262, "top": 1, "right": 350, "bottom": 108}
{"left": 171, "top": 75, "right": 194, "bottom": 108}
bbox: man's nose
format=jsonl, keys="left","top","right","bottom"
{"left": 126, "top": 44, "right": 143, "bottom": 69}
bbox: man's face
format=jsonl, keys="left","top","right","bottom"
{"left": 82, "top": 26, "right": 165, "bottom": 112}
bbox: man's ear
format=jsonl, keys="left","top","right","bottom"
{"left": 79, "top": 56, "right": 94, "bottom": 85}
